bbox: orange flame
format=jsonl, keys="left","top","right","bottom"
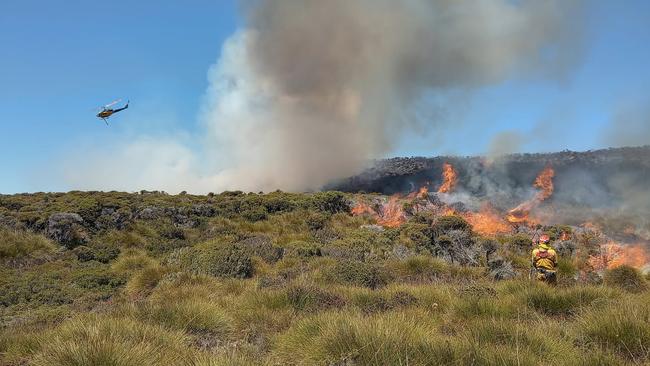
{"left": 560, "top": 231, "right": 571, "bottom": 241}
{"left": 377, "top": 195, "right": 407, "bottom": 227}
{"left": 352, "top": 182, "right": 434, "bottom": 228}
{"left": 462, "top": 203, "right": 512, "bottom": 236}
{"left": 351, "top": 202, "right": 375, "bottom": 216}
{"left": 506, "top": 166, "right": 555, "bottom": 223}
{"left": 588, "top": 242, "right": 650, "bottom": 271}
{"left": 438, "top": 163, "right": 458, "bottom": 193}
{"left": 351, "top": 194, "right": 407, "bottom": 228}
{"left": 407, "top": 185, "right": 429, "bottom": 199}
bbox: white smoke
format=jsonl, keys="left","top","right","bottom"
{"left": 198, "top": 0, "right": 584, "bottom": 192}
{"left": 59, "top": 0, "right": 585, "bottom": 193}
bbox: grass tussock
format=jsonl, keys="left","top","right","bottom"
{"left": 6, "top": 314, "right": 217, "bottom": 366}
{"left": 578, "top": 297, "right": 650, "bottom": 363}
{"left": 0, "top": 228, "right": 57, "bottom": 261}
{"left": 604, "top": 265, "right": 648, "bottom": 293}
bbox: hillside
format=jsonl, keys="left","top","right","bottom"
{"left": 331, "top": 146, "right": 650, "bottom": 196}
{"left": 1, "top": 187, "right": 649, "bottom": 365}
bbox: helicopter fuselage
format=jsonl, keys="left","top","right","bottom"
{"left": 97, "top": 109, "right": 114, "bottom": 118}
{"left": 96, "top": 103, "right": 128, "bottom": 119}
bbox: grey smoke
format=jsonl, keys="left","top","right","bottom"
{"left": 200, "top": 0, "right": 585, "bottom": 192}
{"left": 602, "top": 101, "right": 650, "bottom": 148}
{"left": 487, "top": 131, "right": 525, "bottom": 159}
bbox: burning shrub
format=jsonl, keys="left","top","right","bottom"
{"left": 604, "top": 265, "right": 648, "bottom": 293}
{"left": 554, "top": 240, "right": 577, "bottom": 258}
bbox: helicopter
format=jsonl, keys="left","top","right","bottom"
{"left": 95, "top": 99, "right": 129, "bottom": 125}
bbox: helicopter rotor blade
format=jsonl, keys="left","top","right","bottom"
{"left": 103, "top": 98, "right": 122, "bottom": 109}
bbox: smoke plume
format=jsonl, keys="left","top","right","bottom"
{"left": 199, "top": 0, "right": 584, "bottom": 192}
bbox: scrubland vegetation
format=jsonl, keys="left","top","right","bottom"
{"left": 0, "top": 191, "right": 649, "bottom": 365}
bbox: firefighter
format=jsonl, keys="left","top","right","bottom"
{"left": 531, "top": 234, "right": 558, "bottom": 285}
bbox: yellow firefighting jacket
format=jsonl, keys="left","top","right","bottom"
{"left": 532, "top": 243, "right": 557, "bottom": 271}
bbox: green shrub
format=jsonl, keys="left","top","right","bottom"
{"left": 310, "top": 191, "right": 350, "bottom": 214}
{"left": 432, "top": 215, "right": 471, "bottom": 236}
{"left": 0, "top": 267, "right": 74, "bottom": 307}
{"left": 399, "top": 222, "right": 433, "bottom": 250}
{"left": 506, "top": 233, "right": 533, "bottom": 254}
{"left": 72, "top": 265, "right": 127, "bottom": 292}
{"left": 237, "top": 235, "right": 283, "bottom": 263}
{"left": 327, "top": 260, "right": 393, "bottom": 289}
{"left": 283, "top": 241, "right": 322, "bottom": 258}
{"left": 241, "top": 208, "right": 268, "bottom": 222}
{"left": 388, "top": 255, "right": 446, "bottom": 282}
{"left": 168, "top": 242, "right": 253, "bottom": 279}
{"left": 304, "top": 211, "right": 328, "bottom": 231}
{"left": 286, "top": 284, "right": 345, "bottom": 311}
{"left": 604, "top": 265, "right": 648, "bottom": 293}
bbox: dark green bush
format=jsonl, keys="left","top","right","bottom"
{"left": 310, "top": 191, "right": 350, "bottom": 214}
{"left": 241, "top": 208, "right": 268, "bottom": 222}
{"left": 431, "top": 215, "right": 471, "bottom": 236}
{"left": 506, "top": 233, "right": 533, "bottom": 254}
{"left": 328, "top": 260, "right": 393, "bottom": 289}
{"left": 0, "top": 267, "right": 74, "bottom": 307}
{"left": 72, "top": 265, "right": 127, "bottom": 292}
{"left": 284, "top": 241, "right": 322, "bottom": 258}
{"left": 304, "top": 211, "right": 328, "bottom": 231}
{"left": 238, "top": 236, "right": 284, "bottom": 263}
{"left": 400, "top": 222, "right": 433, "bottom": 250}
{"left": 287, "top": 284, "right": 345, "bottom": 311}
{"left": 73, "top": 244, "right": 120, "bottom": 263}
{"left": 168, "top": 242, "right": 253, "bottom": 279}
{"left": 604, "top": 265, "right": 648, "bottom": 293}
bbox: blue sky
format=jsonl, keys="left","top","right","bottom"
{"left": 1, "top": 1, "right": 649, "bottom": 193}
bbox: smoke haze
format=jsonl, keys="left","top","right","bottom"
{"left": 199, "top": 0, "right": 585, "bottom": 191}
{"left": 58, "top": 0, "right": 586, "bottom": 193}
